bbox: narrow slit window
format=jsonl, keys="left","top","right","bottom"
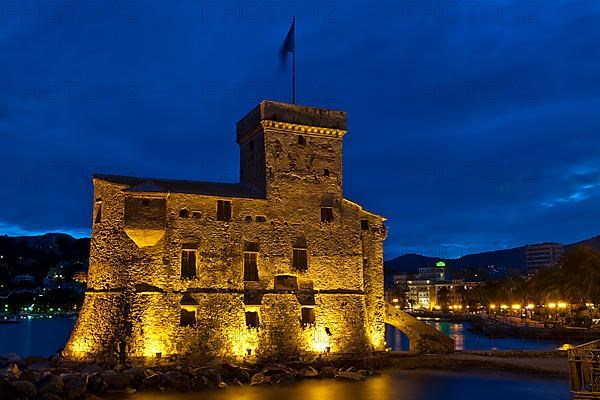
{"left": 361, "top": 219, "right": 370, "bottom": 231}
{"left": 301, "top": 307, "right": 315, "bottom": 326}
{"left": 180, "top": 309, "right": 196, "bottom": 327}
{"left": 321, "top": 207, "right": 334, "bottom": 223}
{"left": 243, "top": 252, "right": 259, "bottom": 281}
{"left": 181, "top": 249, "right": 197, "bottom": 279}
{"left": 217, "top": 200, "right": 232, "bottom": 221}
{"left": 297, "top": 135, "right": 306, "bottom": 146}
{"left": 179, "top": 209, "right": 189, "bottom": 218}
{"left": 95, "top": 200, "right": 102, "bottom": 224}
{"left": 245, "top": 311, "right": 259, "bottom": 328}
{"left": 323, "top": 168, "right": 330, "bottom": 176}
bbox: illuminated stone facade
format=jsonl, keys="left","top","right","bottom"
{"left": 64, "top": 101, "right": 387, "bottom": 363}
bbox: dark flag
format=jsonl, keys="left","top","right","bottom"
{"left": 280, "top": 17, "right": 296, "bottom": 103}
{"left": 280, "top": 17, "right": 295, "bottom": 68}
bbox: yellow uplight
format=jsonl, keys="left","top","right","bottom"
{"left": 489, "top": 304, "right": 496, "bottom": 309}
{"left": 557, "top": 302, "right": 567, "bottom": 309}
{"left": 548, "top": 303, "right": 556, "bottom": 309}
{"left": 526, "top": 304, "right": 535, "bottom": 310}
{"left": 511, "top": 304, "right": 521, "bottom": 310}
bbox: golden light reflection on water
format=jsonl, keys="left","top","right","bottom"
{"left": 126, "top": 370, "right": 568, "bottom": 400}
{"left": 130, "top": 375, "right": 396, "bottom": 400}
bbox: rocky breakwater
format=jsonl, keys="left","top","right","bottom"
{"left": 0, "top": 355, "right": 381, "bottom": 399}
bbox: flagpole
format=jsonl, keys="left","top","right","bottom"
{"left": 292, "top": 16, "right": 296, "bottom": 104}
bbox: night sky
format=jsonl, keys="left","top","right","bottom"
{"left": 1, "top": 0, "right": 599, "bottom": 259}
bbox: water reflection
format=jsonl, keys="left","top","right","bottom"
{"left": 386, "top": 323, "right": 568, "bottom": 351}
{"left": 129, "top": 370, "right": 568, "bottom": 400}
{"left": 0, "top": 317, "right": 75, "bottom": 357}
{"left": 0, "top": 319, "right": 568, "bottom": 358}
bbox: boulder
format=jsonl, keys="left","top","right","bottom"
{"left": 318, "top": 366, "right": 335, "bottom": 379}
{"left": 250, "top": 372, "right": 271, "bottom": 386}
{"left": 271, "top": 372, "right": 296, "bottom": 384}
{"left": 81, "top": 364, "right": 102, "bottom": 375}
{"left": 191, "top": 375, "right": 210, "bottom": 391}
{"left": 62, "top": 373, "right": 88, "bottom": 400}
{"left": 103, "top": 372, "right": 133, "bottom": 388}
{"left": 298, "top": 366, "right": 319, "bottom": 378}
{"left": 203, "top": 371, "right": 223, "bottom": 387}
{"left": 334, "top": 371, "right": 365, "bottom": 382}
{"left": 125, "top": 367, "right": 147, "bottom": 383}
{"left": 165, "top": 371, "right": 191, "bottom": 392}
{"left": 9, "top": 380, "right": 37, "bottom": 398}
{"left": 234, "top": 368, "right": 250, "bottom": 383}
{"left": 261, "top": 364, "right": 291, "bottom": 376}
{"left": 139, "top": 373, "right": 163, "bottom": 391}
{"left": 86, "top": 372, "right": 106, "bottom": 393}
{"left": 19, "top": 370, "right": 39, "bottom": 383}
{"left": 37, "top": 374, "right": 64, "bottom": 394}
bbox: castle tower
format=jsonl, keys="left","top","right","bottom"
{"left": 237, "top": 101, "right": 345, "bottom": 197}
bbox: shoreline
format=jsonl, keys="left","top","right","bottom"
{"left": 0, "top": 350, "right": 570, "bottom": 398}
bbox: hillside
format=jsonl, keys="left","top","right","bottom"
{"left": 0, "top": 233, "right": 89, "bottom": 285}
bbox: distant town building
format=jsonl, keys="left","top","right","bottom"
{"left": 417, "top": 261, "right": 447, "bottom": 282}
{"left": 526, "top": 243, "right": 564, "bottom": 274}
{"left": 389, "top": 261, "right": 485, "bottom": 311}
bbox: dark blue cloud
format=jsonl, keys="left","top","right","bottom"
{"left": 0, "top": 0, "right": 599, "bottom": 259}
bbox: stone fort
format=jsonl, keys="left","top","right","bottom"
{"left": 64, "top": 101, "right": 388, "bottom": 363}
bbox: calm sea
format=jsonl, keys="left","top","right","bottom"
{"left": 0, "top": 319, "right": 569, "bottom": 399}
{"left": 129, "top": 370, "right": 568, "bottom": 400}
{"left": 0, "top": 318, "right": 568, "bottom": 358}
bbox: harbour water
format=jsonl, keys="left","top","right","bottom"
{"left": 0, "top": 317, "right": 76, "bottom": 357}
{"left": 0, "top": 318, "right": 569, "bottom": 357}
{"left": 385, "top": 322, "right": 569, "bottom": 351}
{"left": 0, "top": 318, "right": 569, "bottom": 399}
{"left": 129, "top": 369, "right": 568, "bottom": 400}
